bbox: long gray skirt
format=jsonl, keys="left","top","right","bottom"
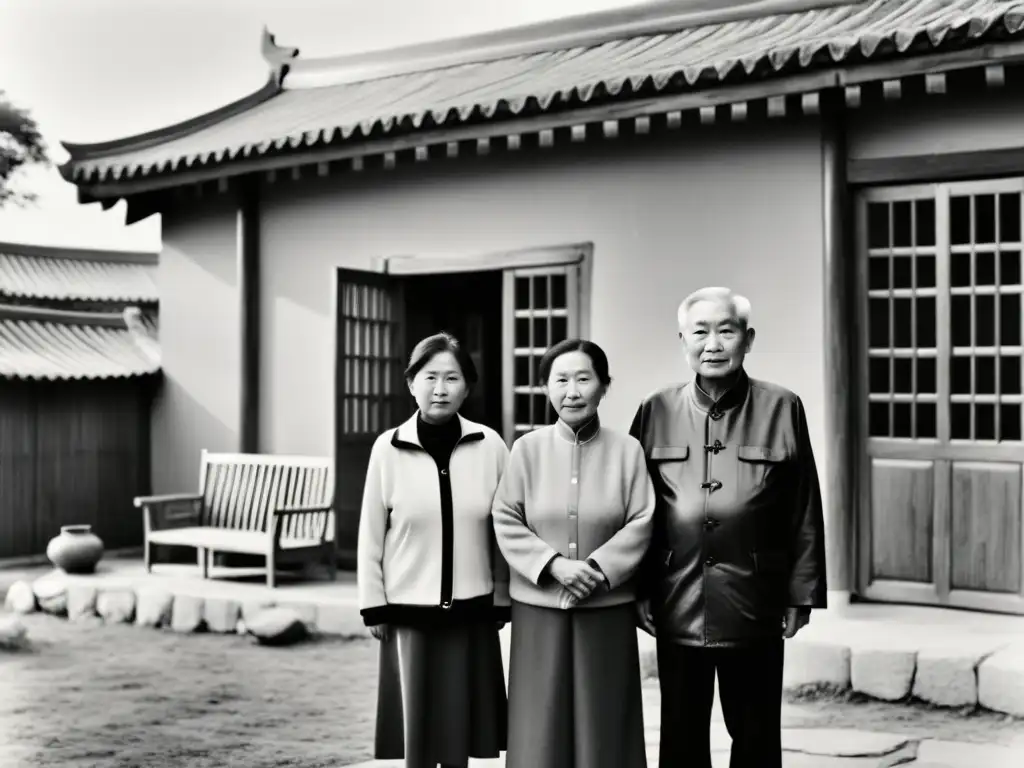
{"left": 507, "top": 601, "right": 647, "bottom": 768}
{"left": 374, "top": 620, "right": 507, "bottom": 763}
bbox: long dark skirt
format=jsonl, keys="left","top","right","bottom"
{"left": 506, "top": 601, "right": 647, "bottom": 768}
{"left": 374, "top": 619, "right": 507, "bottom": 764}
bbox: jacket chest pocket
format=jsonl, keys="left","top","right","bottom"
{"left": 735, "top": 446, "right": 787, "bottom": 491}
{"left": 650, "top": 445, "right": 690, "bottom": 488}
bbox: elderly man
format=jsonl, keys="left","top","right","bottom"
{"left": 629, "top": 286, "right": 826, "bottom": 768}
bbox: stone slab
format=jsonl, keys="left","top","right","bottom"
{"left": 66, "top": 584, "right": 98, "bottom": 621}
{"left": 135, "top": 587, "right": 173, "bottom": 628}
{"left": 916, "top": 739, "right": 1024, "bottom": 768}
{"left": 978, "top": 642, "right": 1024, "bottom": 717}
{"left": 276, "top": 601, "right": 317, "bottom": 629}
{"left": 3, "top": 581, "right": 36, "bottom": 614}
{"left": 32, "top": 571, "right": 68, "bottom": 616}
{"left": 0, "top": 614, "right": 27, "bottom": 650}
{"left": 170, "top": 594, "right": 205, "bottom": 633}
{"left": 97, "top": 588, "right": 136, "bottom": 624}
{"left": 784, "top": 640, "right": 851, "bottom": 690}
{"left": 781, "top": 729, "right": 911, "bottom": 757}
{"left": 850, "top": 646, "right": 917, "bottom": 701}
{"left": 203, "top": 597, "right": 241, "bottom": 633}
{"left": 238, "top": 599, "right": 276, "bottom": 634}
{"left": 912, "top": 643, "right": 1002, "bottom": 708}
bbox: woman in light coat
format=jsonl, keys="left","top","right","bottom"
{"left": 358, "top": 332, "right": 510, "bottom": 768}
{"left": 493, "top": 337, "right": 655, "bottom": 768}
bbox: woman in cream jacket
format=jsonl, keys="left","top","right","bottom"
{"left": 358, "top": 332, "right": 510, "bottom": 768}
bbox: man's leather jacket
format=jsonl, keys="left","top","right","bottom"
{"left": 629, "top": 369, "right": 827, "bottom": 647}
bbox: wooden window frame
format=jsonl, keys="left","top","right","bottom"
{"left": 858, "top": 181, "right": 1024, "bottom": 453}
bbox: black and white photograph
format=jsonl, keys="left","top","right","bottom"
{"left": 2, "top": 1, "right": 1024, "bottom": 766}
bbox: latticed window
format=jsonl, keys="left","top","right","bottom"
{"left": 337, "top": 276, "right": 404, "bottom": 436}
{"left": 864, "top": 183, "right": 1023, "bottom": 443}
{"left": 505, "top": 264, "right": 581, "bottom": 442}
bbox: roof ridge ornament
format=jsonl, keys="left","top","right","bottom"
{"left": 261, "top": 26, "right": 300, "bottom": 87}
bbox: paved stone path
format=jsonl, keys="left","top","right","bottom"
{"left": 344, "top": 684, "right": 1024, "bottom": 768}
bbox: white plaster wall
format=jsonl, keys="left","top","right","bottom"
{"left": 151, "top": 198, "right": 240, "bottom": 494}
{"left": 258, "top": 122, "right": 828, "bottom": 504}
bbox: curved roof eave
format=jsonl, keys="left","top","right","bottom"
{"left": 59, "top": 74, "right": 282, "bottom": 168}
{"left": 58, "top": 1, "right": 1024, "bottom": 196}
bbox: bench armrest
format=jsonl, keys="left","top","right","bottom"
{"left": 273, "top": 504, "right": 333, "bottom": 516}
{"left": 135, "top": 493, "right": 204, "bottom": 531}
{"left": 134, "top": 492, "right": 204, "bottom": 508}
{"left": 272, "top": 504, "right": 334, "bottom": 545}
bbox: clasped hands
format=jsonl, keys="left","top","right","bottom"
{"left": 547, "top": 556, "right": 606, "bottom": 604}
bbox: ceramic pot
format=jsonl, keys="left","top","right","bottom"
{"left": 46, "top": 525, "right": 104, "bottom": 574}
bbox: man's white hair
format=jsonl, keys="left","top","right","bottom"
{"left": 677, "top": 287, "right": 752, "bottom": 329}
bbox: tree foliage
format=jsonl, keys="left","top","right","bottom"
{"left": 0, "top": 91, "right": 50, "bottom": 207}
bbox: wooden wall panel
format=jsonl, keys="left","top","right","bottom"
{"left": 950, "top": 462, "right": 1022, "bottom": 593}
{"left": 0, "top": 382, "right": 37, "bottom": 559}
{"left": 0, "top": 379, "right": 151, "bottom": 560}
{"left": 871, "top": 458, "right": 934, "bottom": 582}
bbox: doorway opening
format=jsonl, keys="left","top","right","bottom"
{"left": 403, "top": 270, "right": 504, "bottom": 433}
{"left": 332, "top": 242, "right": 592, "bottom": 560}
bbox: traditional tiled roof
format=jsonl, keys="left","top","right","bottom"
{"left": 62, "top": 0, "right": 1024, "bottom": 184}
{"left": 0, "top": 241, "right": 159, "bottom": 303}
{"left": 0, "top": 304, "right": 160, "bottom": 380}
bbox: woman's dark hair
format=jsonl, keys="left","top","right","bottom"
{"left": 537, "top": 338, "right": 612, "bottom": 387}
{"left": 404, "top": 332, "right": 479, "bottom": 386}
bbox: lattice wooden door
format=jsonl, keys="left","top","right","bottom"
{"left": 334, "top": 268, "right": 406, "bottom": 557}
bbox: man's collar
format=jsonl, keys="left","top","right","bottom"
{"left": 689, "top": 368, "right": 750, "bottom": 414}
{"left": 554, "top": 413, "right": 601, "bottom": 444}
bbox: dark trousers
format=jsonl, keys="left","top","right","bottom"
{"left": 657, "top": 639, "right": 784, "bottom": 768}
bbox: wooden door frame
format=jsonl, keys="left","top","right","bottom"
{"left": 376, "top": 241, "right": 592, "bottom": 276}
{"left": 330, "top": 242, "right": 594, "bottom": 564}
{"left": 378, "top": 241, "right": 593, "bottom": 446}
{"left": 854, "top": 182, "right": 1024, "bottom": 615}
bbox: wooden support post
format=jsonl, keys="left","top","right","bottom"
{"left": 237, "top": 178, "right": 261, "bottom": 454}
{"left": 821, "top": 92, "right": 855, "bottom": 601}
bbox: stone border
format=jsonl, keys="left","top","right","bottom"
{"left": 636, "top": 632, "right": 1024, "bottom": 719}
{"left": 6, "top": 572, "right": 1023, "bottom": 720}
{"left": 783, "top": 638, "right": 1024, "bottom": 718}
{"left": 2, "top": 573, "right": 372, "bottom": 644}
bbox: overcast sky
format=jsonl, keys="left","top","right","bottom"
{"left": 0, "top": 0, "right": 651, "bottom": 250}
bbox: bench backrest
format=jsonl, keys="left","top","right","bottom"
{"left": 198, "top": 451, "right": 334, "bottom": 539}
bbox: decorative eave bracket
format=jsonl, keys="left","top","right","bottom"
{"left": 261, "top": 26, "right": 300, "bottom": 87}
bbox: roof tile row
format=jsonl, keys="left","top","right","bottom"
{"left": 0, "top": 307, "right": 160, "bottom": 381}
{"left": 65, "top": 0, "right": 1024, "bottom": 182}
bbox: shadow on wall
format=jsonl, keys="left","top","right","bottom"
{"left": 150, "top": 377, "right": 239, "bottom": 496}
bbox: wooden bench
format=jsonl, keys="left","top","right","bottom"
{"left": 134, "top": 451, "right": 335, "bottom": 588}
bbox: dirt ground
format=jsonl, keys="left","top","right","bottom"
{"left": 1, "top": 612, "right": 1022, "bottom": 768}
{"left": 1, "top": 613, "right": 379, "bottom": 768}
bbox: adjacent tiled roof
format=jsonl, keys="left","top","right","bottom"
{"left": 0, "top": 305, "right": 161, "bottom": 380}
{"left": 63, "top": 0, "right": 1024, "bottom": 183}
{"left": 0, "top": 241, "right": 159, "bottom": 302}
